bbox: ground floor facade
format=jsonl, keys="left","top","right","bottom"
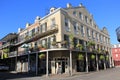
{"left": 1, "top": 48, "right": 113, "bottom": 76}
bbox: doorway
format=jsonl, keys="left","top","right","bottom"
{"left": 52, "top": 57, "right": 69, "bottom": 74}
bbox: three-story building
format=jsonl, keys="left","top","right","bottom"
{"left": 0, "top": 3, "right": 112, "bottom": 76}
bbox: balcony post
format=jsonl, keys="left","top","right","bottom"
{"left": 46, "top": 51, "right": 49, "bottom": 77}
{"left": 69, "top": 50, "right": 72, "bottom": 76}
{"left": 36, "top": 52, "right": 38, "bottom": 75}
{"left": 96, "top": 54, "right": 99, "bottom": 71}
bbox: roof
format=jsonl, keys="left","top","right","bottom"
{"left": 0, "top": 33, "right": 18, "bottom": 42}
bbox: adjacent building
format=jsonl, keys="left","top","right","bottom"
{"left": 0, "top": 3, "right": 112, "bottom": 76}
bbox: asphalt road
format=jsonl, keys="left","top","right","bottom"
{"left": 0, "top": 67, "right": 120, "bottom": 80}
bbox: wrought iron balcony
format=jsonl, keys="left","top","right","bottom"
{"left": 0, "top": 42, "right": 16, "bottom": 49}
{"left": 8, "top": 51, "right": 17, "bottom": 57}
{"left": 17, "top": 24, "right": 58, "bottom": 45}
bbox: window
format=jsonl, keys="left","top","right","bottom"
{"left": 81, "top": 25, "right": 85, "bottom": 37}
{"left": 51, "top": 18, "right": 56, "bottom": 29}
{"left": 65, "top": 17, "right": 70, "bottom": 31}
{"left": 32, "top": 28, "right": 35, "bottom": 36}
{"left": 85, "top": 16, "right": 88, "bottom": 23}
{"left": 35, "top": 27, "right": 39, "bottom": 34}
{"left": 73, "top": 11, "right": 77, "bottom": 16}
{"left": 41, "top": 39, "right": 47, "bottom": 48}
{"left": 41, "top": 22, "right": 47, "bottom": 33}
{"left": 100, "top": 35, "right": 103, "bottom": 42}
{"left": 92, "top": 30, "right": 95, "bottom": 39}
{"left": 96, "top": 33, "right": 99, "bottom": 41}
{"left": 87, "top": 28, "right": 90, "bottom": 37}
{"left": 115, "top": 49, "right": 117, "bottom": 52}
{"left": 90, "top": 19, "right": 93, "bottom": 25}
{"left": 79, "top": 12, "right": 83, "bottom": 20}
{"left": 73, "top": 22, "right": 79, "bottom": 34}
{"left": 64, "top": 34, "right": 69, "bottom": 47}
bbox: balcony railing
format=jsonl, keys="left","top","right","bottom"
{"left": 8, "top": 51, "right": 17, "bottom": 57}
{"left": 0, "top": 42, "right": 16, "bottom": 49}
{"left": 17, "top": 24, "right": 58, "bottom": 46}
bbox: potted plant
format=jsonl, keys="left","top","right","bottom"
{"left": 39, "top": 53, "right": 45, "bottom": 59}
{"left": 51, "top": 41, "right": 57, "bottom": 46}
{"left": 87, "top": 41, "right": 95, "bottom": 51}
{"left": 61, "top": 40, "right": 67, "bottom": 48}
{"left": 38, "top": 44, "right": 42, "bottom": 50}
{"left": 76, "top": 43, "right": 83, "bottom": 51}
{"left": 3, "top": 48, "right": 9, "bottom": 53}
{"left": 61, "top": 40, "right": 67, "bottom": 45}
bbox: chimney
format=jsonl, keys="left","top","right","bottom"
{"left": 50, "top": 7, "right": 56, "bottom": 13}
{"left": 79, "top": 3, "right": 83, "bottom": 7}
{"left": 35, "top": 16, "right": 40, "bottom": 23}
{"left": 67, "top": 3, "right": 72, "bottom": 8}
{"left": 18, "top": 28, "right": 23, "bottom": 33}
{"left": 26, "top": 23, "right": 31, "bottom": 28}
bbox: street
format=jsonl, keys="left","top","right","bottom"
{"left": 0, "top": 67, "right": 120, "bottom": 80}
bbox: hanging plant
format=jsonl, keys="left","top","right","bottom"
{"left": 76, "top": 43, "right": 83, "bottom": 51}
{"left": 100, "top": 55, "right": 105, "bottom": 60}
{"left": 91, "top": 54, "right": 95, "bottom": 60}
{"left": 2, "top": 53, "right": 8, "bottom": 59}
{"left": 51, "top": 41, "right": 57, "bottom": 46}
{"left": 87, "top": 41, "right": 95, "bottom": 48}
{"left": 61, "top": 40, "right": 67, "bottom": 45}
{"left": 3, "top": 48, "right": 9, "bottom": 53}
{"left": 106, "top": 55, "right": 109, "bottom": 61}
{"left": 39, "top": 53, "right": 45, "bottom": 59}
{"left": 78, "top": 54, "right": 84, "bottom": 60}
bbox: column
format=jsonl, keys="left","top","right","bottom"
{"left": 96, "top": 54, "right": 99, "bottom": 71}
{"left": 70, "top": 50, "right": 72, "bottom": 76}
{"left": 85, "top": 52, "right": 88, "bottom": 73}
{"left": 28, "top": 50, "right": 30, "bottom": 72}
{"left": 46, "top": 51, "right": 49, "bottom": 77}
{"left": 104, "top": 55, "right": 106, "bottom": 70}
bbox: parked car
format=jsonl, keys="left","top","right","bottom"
{"left": 0, "top": 64, "right": 9, "bottom": 71}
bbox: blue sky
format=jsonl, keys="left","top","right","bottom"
{"left": 0, "top": 0, "right": 120, "bottom": 44}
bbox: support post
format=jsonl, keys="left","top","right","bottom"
{"left": 70, "top": 50, "right": 72, "bottom": 76}
{"left": 96, "top": 54, "right": 99, "bottom": 71}
{"left": 85, "top": 52, "right": 88, "bottom": 73}
{"left": 104, "top": 56, "right": 106, "bottom": 70}
{"left": 28, "top": 50, "right": 30, "bottom": 73}
{"left": 46, "top": 51, "right": 49, "bottom": 77}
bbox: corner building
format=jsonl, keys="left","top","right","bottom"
{"left": 0, "top": 3, "right": 112, "bottom": 76}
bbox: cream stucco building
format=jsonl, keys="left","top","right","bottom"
{"left": 0, "top": 3, "right": 113, "bottom": 76}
